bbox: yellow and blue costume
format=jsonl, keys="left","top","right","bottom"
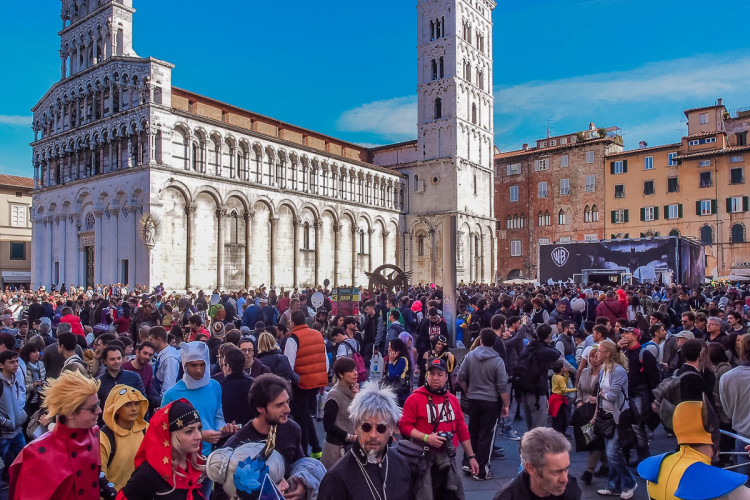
{"left": 637, "top": 401, "right": 748, "bottom": 500}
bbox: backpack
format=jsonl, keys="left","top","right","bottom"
{"left": 342, "top": 341, "right": 368, "bottom": 383}
{"left": 511, "top": 347, "right": 544, "bottom": 396}
{"left": 639, "top": 341, "right": 658, "bottom": 365}
{"left": 209, "top": 304, "right": 226, "bottom": 322}
{"left": 651, "top": 370, "right": 693, "bottom": 432}
{"left": 100, "top": 424, "right": 146, "bottom": 467}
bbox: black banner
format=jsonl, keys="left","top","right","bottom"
{"left": 538, "top": 238, "right": 700, "bottom": 285}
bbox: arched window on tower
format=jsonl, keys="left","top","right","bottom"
{"left": 439, "top": 57, "right": 444, "bottom": 78}
{"left": 465, "top": 62, "right": 472, "bottom": 83}
{"left": 700, "top": 225, "right": 713, "bottom": 245}
{"left": 430, "top": 20, "right": 435, "bottom": 40}
{"left": 417, "top": 234, "right": 425, "bottom": 256}
{"left": 473, "top": 174, "right": 477, "bottom": 195}
{"left": 520, "top": 214, "right": 526, "bottom": 228}
{"left": 441, "top": 17, "right": 445, "bottom": 36}
{"left": 434, "top": 98, "right": 442, "bottom": 119}
{"left": 558, "top": 209, "right": 566, "bottom": 225}
{"left": 478, "top": 70, "right": 484, "bottom": 90}
{"left": 471, "top": 104, "right": 477, "bottom": 124}
{"left": 191, "top": 143, "right": 198, "bottom": 171}
{"left": 435, "top": 19, "right": 441, "bottom": 39}
{"left": 359, "top": 229, "right": 366, "bottom": 254}
{"left": 591, "top": 205, "right": 599, "bottom": 222}
{"left": 303, "top": 222, "right": 311, "bottom": 249}
{"left": 584, "top": 205, "right": 591, "bottom": 223}
{"left": 732, "top": 223, "right": 745, "bottom": 243}
{"left": 506, "top": 215, "right": 512, "bottom": 229}
{"left": 431, "top": 59, "right": 438, "bottom": 80}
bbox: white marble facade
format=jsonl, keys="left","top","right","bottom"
{"left": 30, "top": 0, "right": 497, "bottom": 291}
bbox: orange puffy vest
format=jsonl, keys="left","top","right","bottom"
{"left": 290, "top": 325, "right": 328, "bottom": 389}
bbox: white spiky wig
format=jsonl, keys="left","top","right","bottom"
{"left": 348, "top": 380, "right": 402, "bottom": 428}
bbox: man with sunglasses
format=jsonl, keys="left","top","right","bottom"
{"left": 318, "top": 380, "right": 413, "bottom": 500}
{"left": 400, "top": 357, "right": 478, "bottom": 500}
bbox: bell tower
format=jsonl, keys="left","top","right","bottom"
{"left": 59, "top": 0, "right": 138, "bottom": 80}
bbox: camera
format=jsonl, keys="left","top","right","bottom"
{"left": 437, "top": 431, "right": 455, "bottom": 457}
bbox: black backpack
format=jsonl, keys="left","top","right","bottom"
{"left": 100, "top": 424, "right": 146, "bottom": 467}
{"left": 511, "top": 346, "right": 544, "bottom": 396}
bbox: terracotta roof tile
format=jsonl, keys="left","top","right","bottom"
{"left": 0, "top": 174, "right": 34, "bottom": 189}
{"left": 607, "top": 143, "right": 682, "bottom": 157}
{"left": 494, "top": 137, "right": 618, "bottom": 160}
{"left": 673, "top": 145, "right": 750, "bottom": 160}
{"left": 683, "top": 104, "right": 725, "bottom": 116}
{"left": 685, "top": 131, "right": 725, "bottom": 139}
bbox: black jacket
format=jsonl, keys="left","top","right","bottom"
{"left": 494, "top": 470, "right": 580, "bottom": 500}
{"left": 220, "top": 372, "right": 254, "bottom": 425}
{"left": 318, "top": 442, "right": 413, "bottom": 500}
{"left": 256, "top": 350, "right": 299, "bottom": 384}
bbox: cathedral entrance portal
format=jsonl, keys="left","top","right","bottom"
{"left": 85, "top": 246, "right": 95, "bottom": 289}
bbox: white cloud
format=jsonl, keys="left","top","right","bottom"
{"left": 0, "top": 115, "right": 33, "bottom": 126}
{"left": 337, "top": 96, "right": 417, "bottom": 141}
{"left": 494, "top": 54, "right": 750, "bottom": 115}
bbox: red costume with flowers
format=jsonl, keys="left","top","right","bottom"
{"left": 9, "top": 421, "right": 102, "bottom": 500}
{"left": 117, "top": 399, "right": 205, "bottom": 500}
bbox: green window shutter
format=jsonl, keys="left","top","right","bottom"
{"left": 624, "top": 209, "right": 629, "bottom": 223}
{"left": 610, "top": 162, "right": 615, "bottom": 175}
{"left": 712, "top": 199, "right": 718, "bottom": 214}
{"left": 727, "top": 197, "right": 733, "bottom": 213}
{"left": 678, "top": 204, "right": 683, "bottom": 218}
{"left": 640, "top": 208, "right": 645, "bottom": 221}
{"left": 623, "top": 160, "right": 628, "bottom": 173}
{"left": 611, "top": 211, "right": 616, "bottom": 224}
{"left": 664, "top": 205, "right": 669, "bottom": 218}
{"left": 654, "top": 206, "right": 659, "bottom": 220}
{"left": 744, "top": 196, "right": 749, "bottom": 212}
{"left": 696, "top": 201, "right": 701, "bottom": 215}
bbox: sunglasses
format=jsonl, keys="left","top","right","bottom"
{"left": 360, "top": 422, "right": 389, "bottom": 434}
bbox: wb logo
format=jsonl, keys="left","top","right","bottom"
{"left": 551, "top": 247, "right": 569, "bottom": 267}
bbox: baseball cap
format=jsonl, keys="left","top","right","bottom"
{"left": 674, "top": 330, "right": 695, "bottom": 340}
{"left": 426, "top": 357, "right": 448, "bottom": 372}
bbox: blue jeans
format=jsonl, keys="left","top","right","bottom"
{"left": 0, "top": 432, "right": 26, "bottom": 477}
{"left": 735, "top": 437, "right": 750, "bottom": 481}
{"left": 604, "top": 427, "right": 636, "bottom": 492}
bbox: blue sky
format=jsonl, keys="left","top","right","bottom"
{"left": 2, "top": 0, "right": 750, "bottom": 177}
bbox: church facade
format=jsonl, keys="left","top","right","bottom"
{"left": 30, "top": 0, "right": 497, "bottom": 292}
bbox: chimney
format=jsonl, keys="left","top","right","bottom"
{"left": 638, "top": 141, "right": 648, "bottom": 149}
{"left": 717, "top": 98, "right": 723, "bottom": 106}
{"left": 522, "top": 143, "right": 528, "bottom": 151}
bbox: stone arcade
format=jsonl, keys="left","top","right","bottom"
{"left": 30, "top": 0, "right": 497, "bottom": 292}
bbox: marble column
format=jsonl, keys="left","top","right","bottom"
{"left": 185, "top": 204, "right": 196, "bottom": 290}
{"left": 314, "top": 222, "right": 322, "bottom": 287}
{"left": 333, "top": 224, "right": 341, "bottom": 287}
{"left": 216, "top": 208, "right": 225, "bottom": 290}
{"left": 111, "top": 209, "right": 120, "bottom": 281}
{"left": 243, "top": 211, "right": 253, "bottom": 289}
{"left": 93, "top": 210, "right": 103, "bottom": 285}
{"left": 45, "top": 216, "right": 53, "bottom": 287}
{"left": 292, "top": 219, "right": 300, "bottom": 288}
{"left": 368, "top": 228, "right": 375, "bottom": 272}
{"left": 269, "top": 217, "right": 278, "bottom": 286}
{"left": 351, "top": 227, "right": 357, "bottom": 287}
{"left": 60, "top": 214, "right": 67, "bottom": 286}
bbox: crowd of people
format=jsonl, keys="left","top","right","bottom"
{"left": 0, "top": 279, "right": 749, "bottom": 499}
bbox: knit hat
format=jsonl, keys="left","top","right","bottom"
{"left": 168, "top": 400, "right": 201, "bottom": 432}
{"left": 673, "top": 401, "right": 713, "bottom": 446}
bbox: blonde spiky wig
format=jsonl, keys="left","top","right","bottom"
{"left": 41, "top": 370, "right": 100, "bottom": 418}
